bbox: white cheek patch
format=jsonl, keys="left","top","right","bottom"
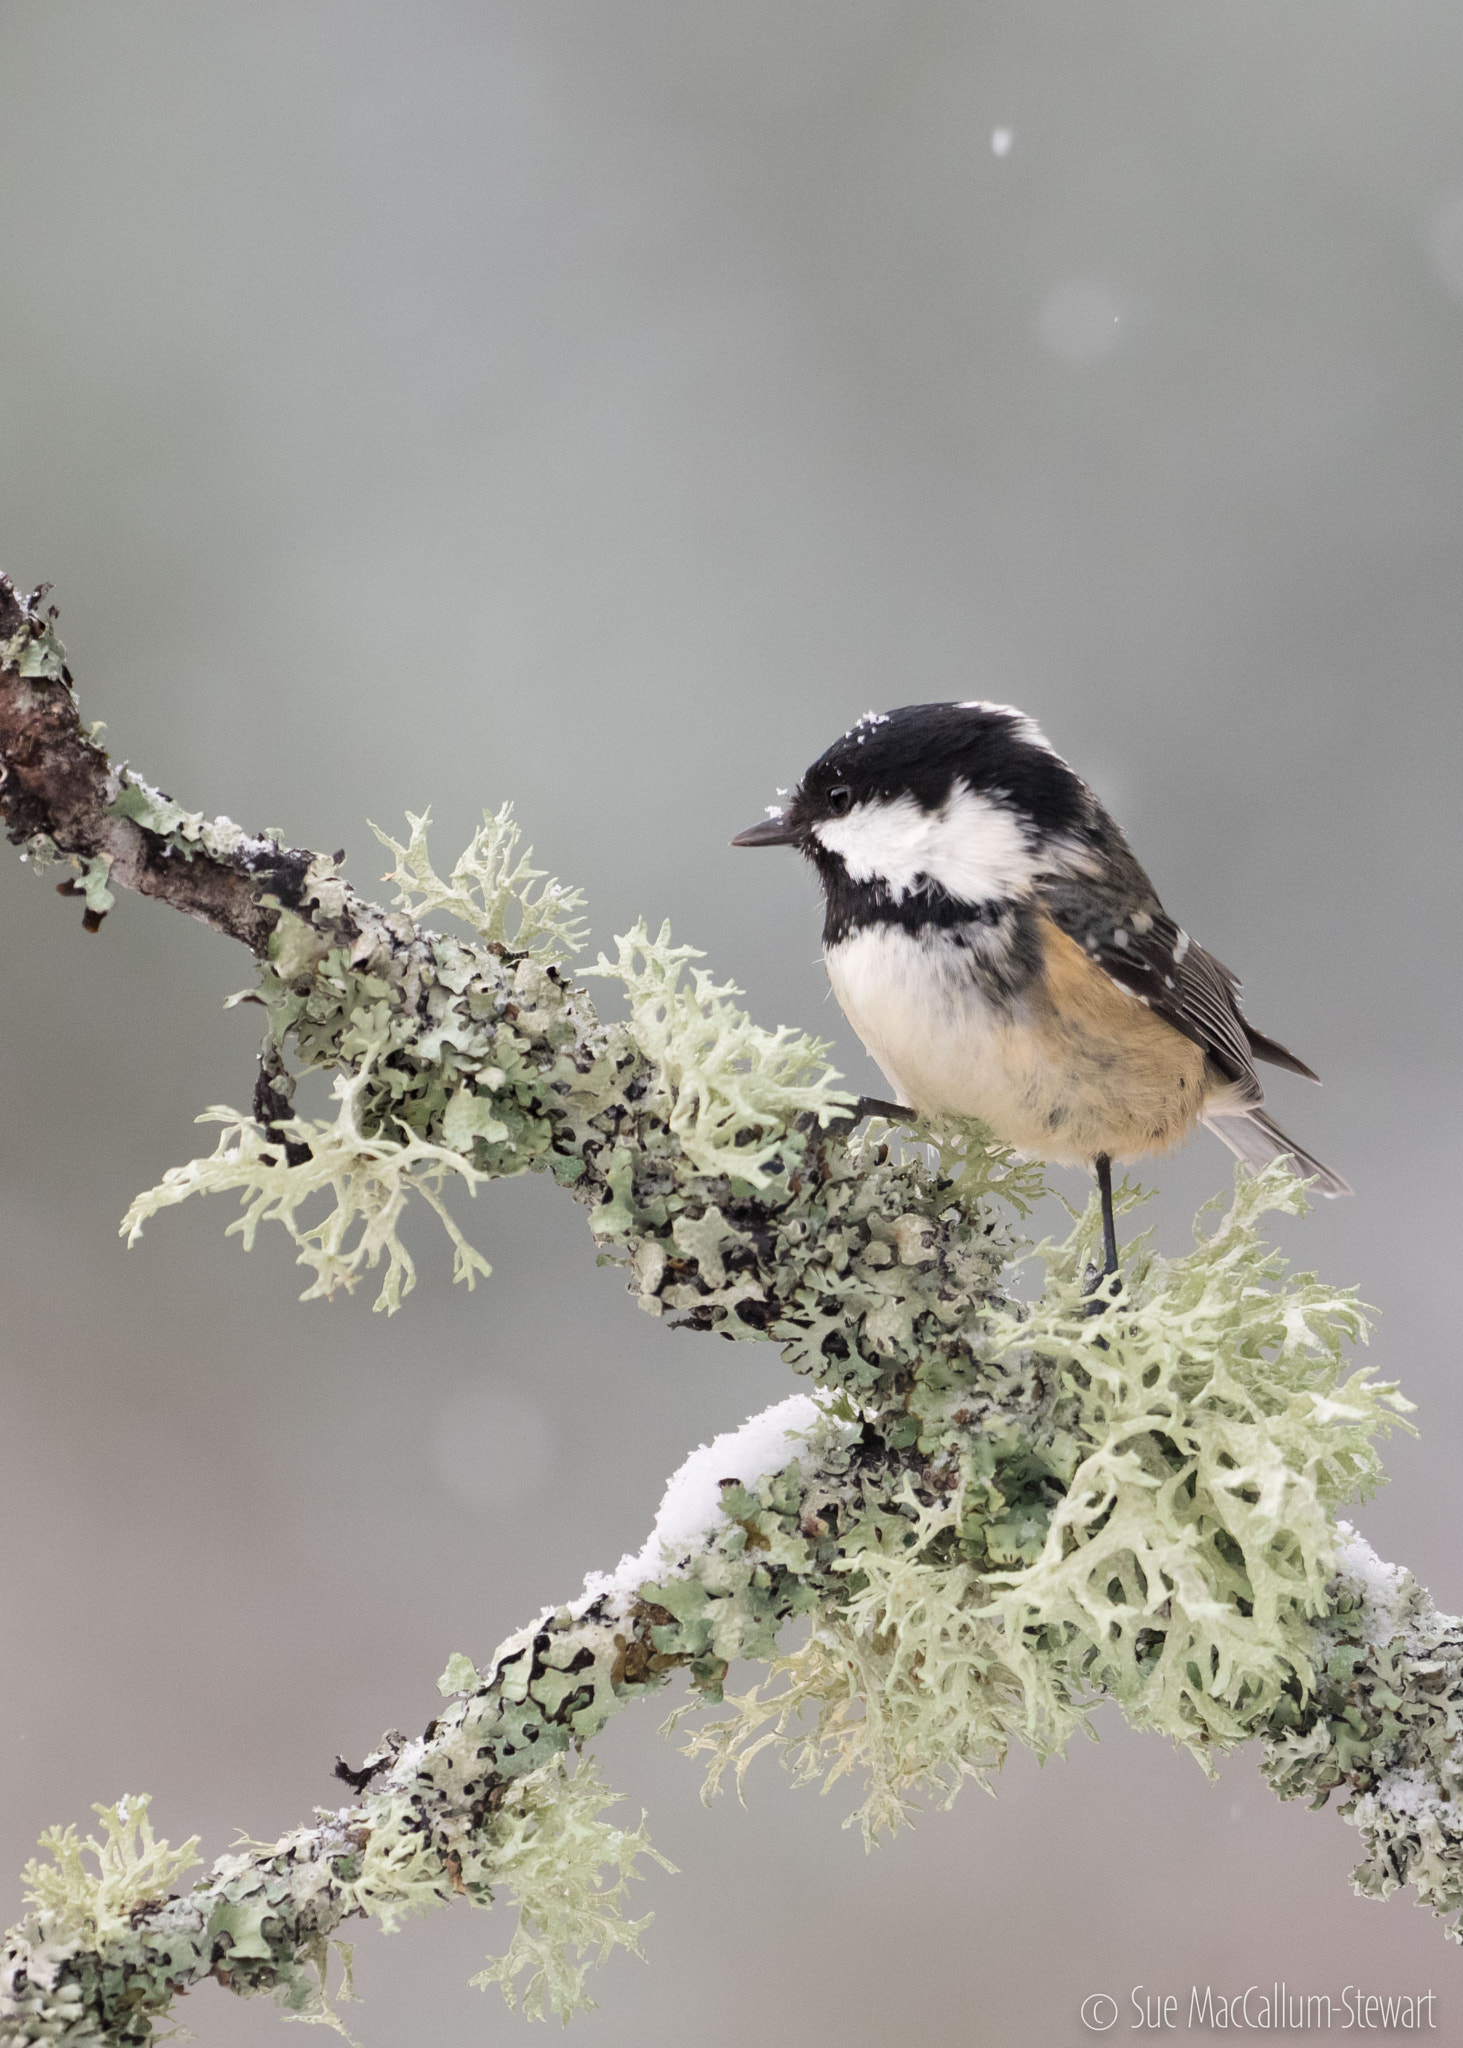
{"left": 813, "top": 783, "right": 1036, "bottom": 904}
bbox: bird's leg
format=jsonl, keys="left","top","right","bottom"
{"left": 1096, "top": 1152, "right": 1119, "bottom": 1278}
{"left": 1084, "top": 1152, "right": 1120, "bottom": 1308}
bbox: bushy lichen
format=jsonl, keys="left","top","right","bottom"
{"left": 119, "top": 808, "right": 612, "bottom": 1308}
{"left": 674, "top": 1172, "right": 1407, "bottom": 1838}
{"left": 372, "top": 804, "right": 589, "bottom": 959}
{"left": 679, "top": 1491, "right": 1086, "bottom": 1846}
{"left": 467, "top": 1759, "right": 673, "bottom": 2021}
{"left": 586, "top": 920, "right": 852, "bottom": 1185}
{"left": 121, "top": 1048, "right": 493, "bottom": 1311}
{"left": 979, "top": 1171, "right": 1408, "bottom": 1754}
{"left": 0, "top": 1258, "right": 1434, "bottom": 2043}
{"left": 116, "top": 811, "right": 1018, "bottom": 1388}
{"left": 21, "top": 1801, "right": 200, "bottom": 1946}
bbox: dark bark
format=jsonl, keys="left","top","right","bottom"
{"left": 0, "top": 575, "right": 322, "bottom": 956}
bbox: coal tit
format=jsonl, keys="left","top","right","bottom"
{"left": 733, "top": 701, "right": 1348, "bottom": 1277}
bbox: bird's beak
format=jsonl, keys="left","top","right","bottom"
{"left": 731, "top": 812, "right": 800, "bottom": 848}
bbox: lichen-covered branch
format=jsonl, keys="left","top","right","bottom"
{"left": 0, "top": 579, "right": 316, "bottom": 953}
{"left": 0, "top": 1402, "right": 847, "bottom": 2044}
{"left": 1, "top": 575, "right": 1458, "bottom": 2046}
{"left": 1263, "top": 1529, "right": 1463, "bottom": 1926}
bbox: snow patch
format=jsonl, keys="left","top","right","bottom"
{"left": 582, "top": 1394, "right": 847, "bottom": 1609}
{"left": 1333, "top": 1522, "right": 1414, "bottom": 1648}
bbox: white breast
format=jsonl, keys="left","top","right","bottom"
{"left": 825, "top": 925, "right": 1035, "bottom": 1129}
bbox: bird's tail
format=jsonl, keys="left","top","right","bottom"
{"left": 1202, "top": 1107, "right": 1352, "bottom": 1198}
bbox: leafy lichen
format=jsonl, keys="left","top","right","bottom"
{"left": 1, "top": 610, "right": 69, "bottom": 682}
{"left": 108, "top": 774, "right": 266, "bottom": 867}
{"left": 1262, "top": 1526, "right": 1463, "bottom": 1939}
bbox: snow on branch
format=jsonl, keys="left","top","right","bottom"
{"left": 0, "top": 576, "right": 1457, "bottom": 2046}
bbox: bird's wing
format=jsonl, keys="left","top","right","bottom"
{"left": 1043, "top": 891, "right": 1261, "bottom": 1092}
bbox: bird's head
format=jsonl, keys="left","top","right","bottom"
{"left": 732, "top": 701, "right": 1087, "bottom": 908}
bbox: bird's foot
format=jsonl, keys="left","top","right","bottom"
{"left": 854, "top": 1095, "right": 916, "bottom": 1124}
{"left": 1081, "top": 1262, "right": 1122, "bottom": 1318}
{"left": 816, "top": 1095, "right": 917, "bottom": 1136}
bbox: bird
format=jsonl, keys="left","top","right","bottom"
{"left": 732, "top": 701, "right": 1348, "bottom": 1285}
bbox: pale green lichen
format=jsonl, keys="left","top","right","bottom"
{"left": 21, "top": 1798, "right": 201, "bottom": 1944}
{"left": 680, "top": 1494, "right": 1086, "bottom": 1846}
{"left": 976, "top": 1169, "right": 1408, "bottom": 1755}
{"left": 468, "top": 1760, "right": 674, "bottom": 2022}
{"left": 586, "top": 920, "right": 853, "bottom": 1186}
{"left": 372, "top": 804, "right": 588, "bottom": 958}
{"left": 1262, "top": 1528, "right": 1463, "bottom": 1939}
{"left": 675, "top": 1168, "right": 1408, "bottom": 1837}
{"left": 118, "top": 811, "right": 618, "bottom": 1310}
{"left": 118, "top": 821, "right": 863, "bottom": 1310}
{"left": 1, "top": 613, "right": 69, "bottom": 681}
{"left": 21, "top": 844, "right": 114, "bottom": 916}
{"left": 0, "top": 1278, "right": 1434, "bottom": 2043}
{"left": 74, "top": 854, "right": 115, "bottom": 918}
{"left": 107, "top": 774, "right": 267, "bottom": 866}
{"left": 928, "top": 1113, "right": 1048, "bottom": 1221}
{"left": 103, "top": 810, "right": 1416, "bottom": 1849}
{"left": 17, "top": 832, "right": 63, "bottom": 873}
{"left": 436, "top": 1651, "right": 480, "bottom": 1699}
{"left": 121, "top": 1045, "right": 493, "bottom": 1312}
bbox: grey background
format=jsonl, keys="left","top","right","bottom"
{"left": 1, "top": 4, "right": 1460, "bottom": 2043}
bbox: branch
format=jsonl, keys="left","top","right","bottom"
{"left": 0, "top": 580, "right": 315, "bottom": 953}
{"left": 1, "top": 576, "right": 1457, "bottom": 2047}
{"left": 0, "top": 1401, "right": 856, "bottom": 2040}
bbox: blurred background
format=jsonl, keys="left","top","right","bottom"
{"left": 2, "top": 4, "right": 1461, "bottom": 2042}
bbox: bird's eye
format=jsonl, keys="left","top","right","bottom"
{"left": 827, "top": 784, "right": 853, "bottom": 817}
